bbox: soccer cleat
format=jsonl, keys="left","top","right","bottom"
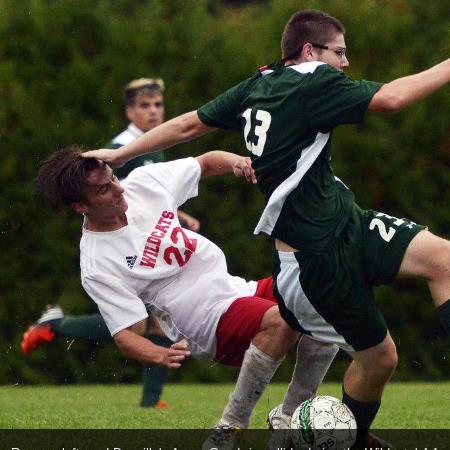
{"left": 266, "top": 404, "right": 294, "bottom": 450}
{"left": 267, "top": 404, "right": 291, "bottom": 429}
{"left": 141, "top": 400, "right": 168, "bottom": 409}
{"left": 21, "top": 305, "right": 64, "bottom": 355}
{"left": 36, "top": 304, "right": 64, "bottom": 324}
{"left": 353, "top": 432, "right": 396, "bottom": 450}
{"left": 201, "top": 422, "right": 242, "bottom": 450}
{"left": 21, "top": 324, "right": 55, "bottom": 355}
{"left": 153, "top": 400, "right": 168, "bottom": 409}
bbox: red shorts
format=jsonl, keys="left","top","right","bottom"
{"left": 215, "top": 277, "right": 276, "bottom": 367}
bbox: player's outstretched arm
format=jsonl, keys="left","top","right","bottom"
{"left": 83, "top": 111, "right": 215, "bottom": 167}
{"left": 196, "top": 151, "right": 256, "bottom": 184}
{"left": 369, "top": 58, "right": 450, "bottom": 113}
{"left": 114, "top": 328, "right": 190, "bottom": 368}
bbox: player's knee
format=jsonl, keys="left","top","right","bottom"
{"left": 356, "top": 338, "right": 398, "bottom": 380}
{"left": 377, "top": 346, "right": 398, "bottom": 376}
{"left": 377, "top": 336, "right": 398, "bottom": 374}
{"left": 254, "top": 306, "right": 299, "bottom": 356}
{"left": 268, "top": 307, "right": 298, "bottom": 340}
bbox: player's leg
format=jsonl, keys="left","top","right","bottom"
{"left": 256, "top": 277, "right": 340, "bottom": 423}
{"left": 396, "top": 230, "right": 450, "bottom": 336}
{"left": 342, "top": 332, "right": 397, "bottom": 447}
{"left": 22, "top": 307, "right": 112, "bottom": 355}
{"left": 363, "top": 210, "right": 449, "bottom": 336}
{"left": 273, "top": 232, "right": 394, "bottom": 448}
{"left": 202, "top": 298, "right": 295, "bottom": 450}
{"left": 280, "top": 335, "right": 339, "bottom": 417}
{"left": 214, "top": 297, "right": 299, "bottom": 429}
{"left": 140, "top": 317, "right": 172, "bottom": 408}
{"left": 266, "top": 336, "right": 340, "bottom": 450}
{"left": 348, "top": 208, "right": 435, "bottom": 448}
{"left": 22, "top": 307, "right": 114, "bottom": 354}
{"left": 55, "top": 313, "right": 112, "bottom": 340}
{"left": 251, "top": 303, "right": 299, "bottom": 358}
{"left": 220, "top": 304, "right": 298, "bottom": 428}
{"left": 22, "top": 306, "right": 169, "bottom": 408}
{"left": 54, "top": 314, "right": 170, "bottom": 408}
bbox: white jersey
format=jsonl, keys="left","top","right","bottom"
{"left": 111, "top": 123, "right": 143, "bottom": 146}
{"left": 80, "top": 158, "right": 257, "bottom": 359}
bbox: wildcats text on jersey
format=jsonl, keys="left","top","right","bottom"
{"left": 140, "top": 210, "right": 175, "bottom": 268}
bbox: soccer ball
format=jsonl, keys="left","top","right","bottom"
{"left": 290, "top": 396, "right": 356, "bottom": 450}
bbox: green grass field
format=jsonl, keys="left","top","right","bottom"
{"left": 1, "top": 382, "right": 449, "bottom": 429}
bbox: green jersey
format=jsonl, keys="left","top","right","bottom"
{"left": 198, "top": 62, "right": 381, "bottom": 251}
{"left": 105, "top": 123, "right": 165, "bottom": 179}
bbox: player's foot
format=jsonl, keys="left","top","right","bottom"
{"left": 22, "top": 324, "right": 55, "bottom": 355}
{"left": 21, "top": 305, "right": 64, "bottom": 355}
{"left": 201, "top": 422, "right": 242, "bottom": 450}
{"left": 267, "top": 403, "right": 291, "bottom": 429}
{"left": 154, "top": 400, "right": 168, "bottom": 409}
{"left": 141, "top": 399, "right": 168, "bottom": 409}
{"left": 266, "top": 404, "right": 293, "bottom": 450}
{"left": 353, "top": 432, "right": 396, "bottom": 450}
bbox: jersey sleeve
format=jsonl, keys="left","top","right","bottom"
{"left": 306, "top": 65, "right": 382, "bottom": 130}
{"left": 82, "top": 273, "right": 148, "bottom": 337}
{"left": 131, "top": 157, "right": 201, "bottom": 207}
{"left": 197, "top": 77, "right": 254, "bottom": 130}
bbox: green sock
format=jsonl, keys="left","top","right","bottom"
{"left": 140, "top": 334, "right": 172, "bottom": 407}
{"left": 53, "top": 316, "right": 172, "bottom": 406}
{"left": 52, "top": 314, "right": 112, "bottom": 341}
{"left": 437, "top": 300, "right": 450, "bottom": 337}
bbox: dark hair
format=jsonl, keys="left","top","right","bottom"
{"left": 281, "top": 9, "right": 345, "bottom": 59}
{"left": 34, "top": 146, "right": 102, "bottom": 208}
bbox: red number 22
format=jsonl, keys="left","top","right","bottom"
{"left": 163, "top": 227, "right": 197, "bottom": 267}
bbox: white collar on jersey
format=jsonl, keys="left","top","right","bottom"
{"left": 127, "top": 123, "right": 145, "bottom": 138}
{"left": 260, "top": 61, "right": 326, "bottom": 76}
{"left": 288, "top": 61, "right": 326, "bottom": 74}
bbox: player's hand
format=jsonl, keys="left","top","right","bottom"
{"left": 233, "top": 156, "right": 256, "bottom": 184}
{"left": 163, "top": 339, "right": 190, "bottom": 369}
{"left": 178, "top": 211, "right": 201, "bottom": 232}
{"left": 82, "top": 149, "right": 126, "bottom": 168}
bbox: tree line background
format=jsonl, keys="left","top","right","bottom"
{"left": 0, "top": 0, "right": 449, "bottom": 386}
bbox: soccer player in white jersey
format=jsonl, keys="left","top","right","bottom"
{"left": 83, "top": 9, "right": 450, "bottom": 448}
{"left": 34, "top": 146, "right": 338, "bottom": 439}
{"left": 23, "top": 77, "right": 199, "bottom": 409}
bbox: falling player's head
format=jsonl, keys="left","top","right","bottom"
{"left": 35, "top": 146, "right": 100, "bottom": 208}
{"left": 124, "top": 78, "right": 165, "bottom": 132}
{"left": 35, "top": 146, "right": 128, "bottom": 221}
{"left": 281, "top": 10, "right": 348, "bottom": 70}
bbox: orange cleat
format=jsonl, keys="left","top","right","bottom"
{"left": 21, "top": 323, "right": 56, "bottom": 355}
{"left": 154, "top": 400, "right": 168, "bottom": 409}
{"left": 21, "top": 305, "right": 63, "bottom": 355}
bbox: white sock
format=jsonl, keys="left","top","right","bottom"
{"left": 282, "top": 335, "right": 339, "bottom": 416}
{"left": 219, "top": 343, "right": 283, "bottom": 429}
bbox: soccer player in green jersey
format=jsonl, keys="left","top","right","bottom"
{"left": 84, "top": 9, "right": 450, "bottom": 448}
{"left": 107, "top": 78, "right": 200, "bottom": 230}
